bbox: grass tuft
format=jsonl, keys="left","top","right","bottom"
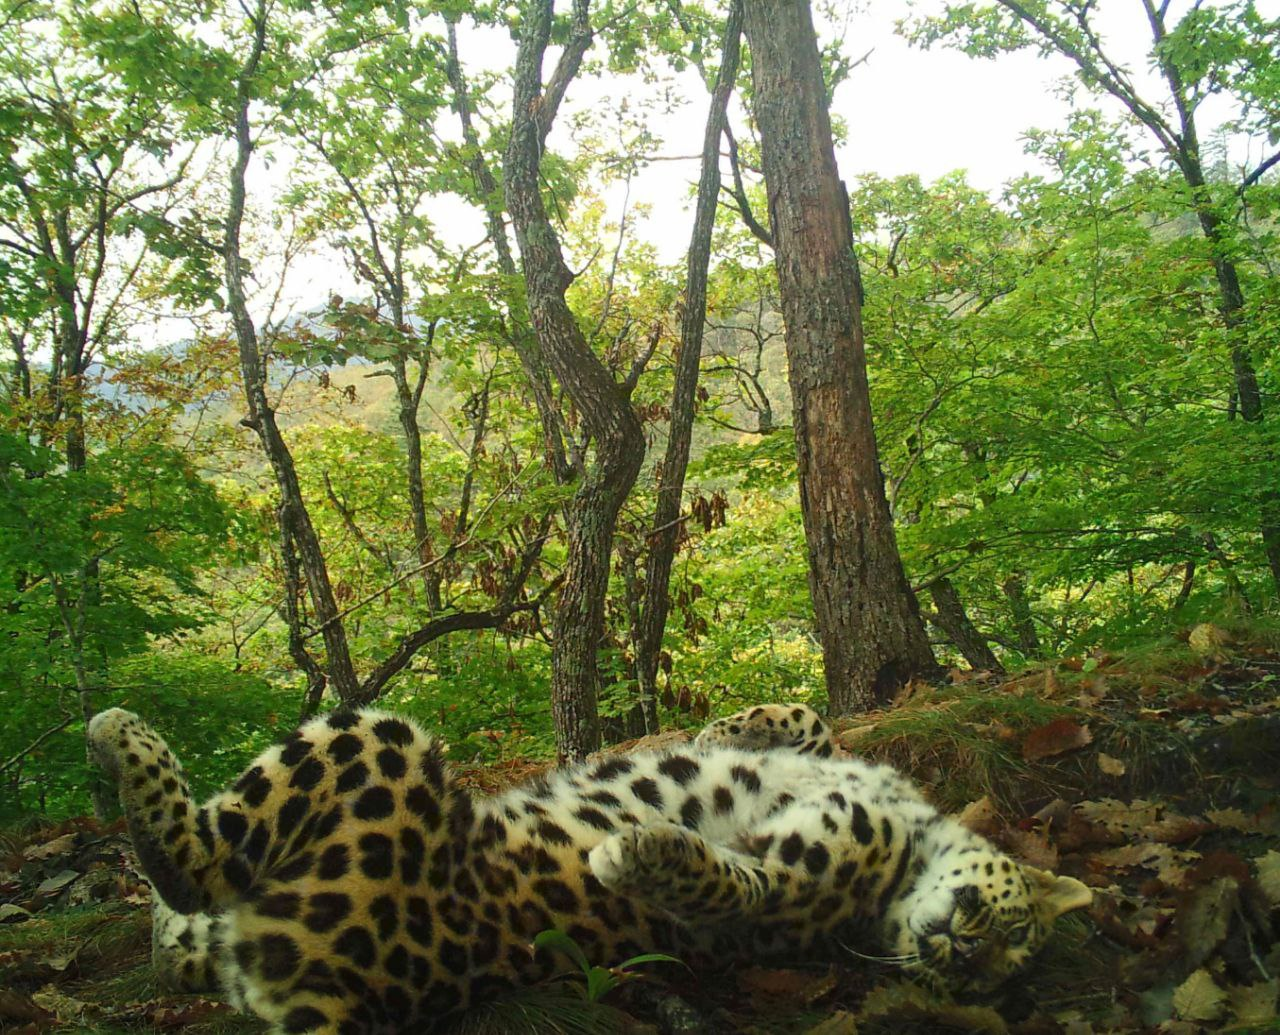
{"left": 446, "top": 983, "right": 641, "bottom": 1034}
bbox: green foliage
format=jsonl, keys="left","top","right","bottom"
{"left": 1, "top": 0, "right": 1279, "bottom": 826}
{"left": 532, "top": 928, "right": 683, "bottom": 1002}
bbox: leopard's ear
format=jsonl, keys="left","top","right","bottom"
{"left": 1024, "top": 866, "right": 1092, "bottom": 920}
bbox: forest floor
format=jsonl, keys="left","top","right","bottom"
{"left": 2, "top": 626, "right": 1279, "bottom": 1034}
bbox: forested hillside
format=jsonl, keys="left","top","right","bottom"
{"left": 3, "top": 0, "right": 1280, "bottom": 1030}
{"left": 1, "top": 0, "right": 1277, "bottom": 816}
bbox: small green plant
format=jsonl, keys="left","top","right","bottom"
{"left": 532, "top": 928, "right": 684, "bottom": 1002}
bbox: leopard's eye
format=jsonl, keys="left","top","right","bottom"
{"left": 1006, "top": 925, "right": 1030, "bottom": 947}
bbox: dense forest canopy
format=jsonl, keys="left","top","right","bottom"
{"left": 1, "top": 0, "right": 1277, "bottom": 818}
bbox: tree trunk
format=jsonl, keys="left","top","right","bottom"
{"left": 389, "top": 334, "right": 442, "bottom": 612}
{"left": 504, "top": 0, "right": 645, "bottom": 761}
{"left": 1177, "top": 161, "right": 1280, "bottom": 590}
{"left": 1001, "top": 574, "right": 1041, "bottom": 657}
{"left": 224, "top": 7, "right": 361, "bottom": 704}
{"left": 742, "top": 0, "right": 938, "bottom": 714}
{"left": 927, "top": 577, "right": 1004, "bottom": 674}
{"left": 633, "top": 0, "right": 743, "bottom": 736}
{"left": 445, "top": 18, "right": 572, "bottom": 487}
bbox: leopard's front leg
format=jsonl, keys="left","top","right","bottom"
{"left": 589, "top": 822, "right": 809, "bottom": 922}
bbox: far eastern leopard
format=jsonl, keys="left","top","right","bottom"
{"left": 90, "top": 703, "right": 1091, "bottom": 1034}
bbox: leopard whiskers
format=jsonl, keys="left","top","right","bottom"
{"left": 837, "top": 940, "right": 921, "bottom": 967}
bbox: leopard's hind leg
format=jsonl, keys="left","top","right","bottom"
{"left": 151, "top": 896, "right": 221, "bottom": 992}
{"left": 695, "top": 704, "right": 833, "bottom": 757}
{"left": 88, "top": 708, "right": 367, "bottom": 913}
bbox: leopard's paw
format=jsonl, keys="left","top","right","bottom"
{"left": 589, "top": 823, "right": 701, "bottom": 890}
{"left": 87, "top": 708, "right": 143, "bottom": 777}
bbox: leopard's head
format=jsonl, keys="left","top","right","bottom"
{"left": 885, "top": 842, "right": 1091, "bottom": 992}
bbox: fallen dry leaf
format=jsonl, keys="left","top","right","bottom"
{"left": 738, "top": 966, "right": 838, "bottom": 1005}
{"left": 1172, "top": 968, "right": 1227, "bottom": 1023}
{"left": 33, "top": 870, "right": 78, "bottom": 898}
{"left": 1226, "top": 979, "right": 1279, "bottom": 1025}
{"left": 1141, "top": 813, "right": 1213, "bottom": 845}
{"left": 29, "top": 987, "right": 91, "bottom": 1024}
{"left": 860, "top": 980, "right": 1007, "bottom": 1033}
{"left": 1003, "top": 827, "right": 1059, "bottom": 870}
{"left": 956, "top": 796, "right": 1001, "bottom": 837}
{"left": 124, "top": 998, "right": 235, "bottom": 1028}
{"left": 803, "top": 1011, "right": 859, "bottom": 1035}
{"left": 1022, "top": 718, "right": 1092, "bottom": 761}
{"left": 1178, "top": 877, "right": 1237, "bottom": 969}
{"left": 1188, "top": 623, "right": 1231, "bottom": 663}
{"left": 1098, "top": 753, "right": 1126, "bottom": 776}
{"left": 1256, "top": 850, "right": 1280, "bottom": 906}
{"left": 1087, "top": 843, "right": 1200, "bottom": 887}
{"left": 0, "top": 904, "right": 32, "bottom": 923}
{"left": 1045, "top": 666, "right": 1063, "bottom": 696}
{"left": 1205, "top": 807, "right": 1254, "bottom": 831}
{"left": 21, "top": 834, "right": 77, "bottom": 862}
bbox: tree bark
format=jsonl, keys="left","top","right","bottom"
{"left": 504, "top": 0, "right": 646, "bottom": 760}
{"left": 927, "top": 577, "right": 1004, "bottom": 674}
{"left": 633, "top": 0, "right": 743, "bottom": 736}
{"left": 1001, "top": 574, "right": 1041, "bottom": 657}
{"left": 388, "top": 333, "right": 442, "bottom": 612}
{"left": 742, "top": 0, "right": 938, "bottom": 714}
{"left": 224, "top": 4, "right": 361, "bottom": 704}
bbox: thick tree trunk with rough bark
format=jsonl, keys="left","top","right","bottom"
{"left": 927, "top": 577, "right": 1004, "bottom": 674}
{"left": 505, "top": 0, "right": 645, "bottom": 761}
{"left": 633, "top": 1, "right": 743, "bottom": 736}
{"left": 742, "top": 0, "right": 937, "bottom": 714}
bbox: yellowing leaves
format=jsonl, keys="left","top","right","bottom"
{"left": 1097, "top": 752, "right": 1126, "bottom": 776}
{"left": 1256, "top": 850, "right": 1280, "bottom": 906}
{"left": 1226, "top": 979, "right": 1279, "bottom": 1025}
{"left": 1188, "top": 623, "right": 1232, "bottom": 664}
{"left": 1172, "top": 969, "right": 1226, "bottom": 1023}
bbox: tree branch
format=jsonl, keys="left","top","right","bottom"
{"left": 722, "top": 123, "right": 773, "bottom": 247}
{"left": 0, "top": 712, "right": 76, "bottom": 775}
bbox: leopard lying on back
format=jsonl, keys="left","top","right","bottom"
{"left": 90, "top": 703, "right": 1091, "bottom": 1034}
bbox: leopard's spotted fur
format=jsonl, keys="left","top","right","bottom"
{"left": 90, "top": 703, "right": 1090, "bottom": 1033}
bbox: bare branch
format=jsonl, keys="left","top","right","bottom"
{"left": 0, "top": 711, "right": 76, "bottom": 775}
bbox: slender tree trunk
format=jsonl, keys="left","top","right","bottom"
{"left": 445, "top": 18, "right": 571, "bottom": 486}
{"left": 51, "top": 215, "right": 113, "bottom": 812}
{"left": 1174, "top": 560, "right": 1196, "bottom": 609}
{"left": 1173, "top": 155, "right": 1280, "bottom": 589}
{"left": 387, "top": 300, "right": 443, "bottom": 612}
{"left": 927, "top": 577, "right": 1004, "bottom": 674}
{"left": 742, "top": 0, "right": 938, "bottom": 714}
{"left": 390, "top": 354, "right": 439, "bottom": 608}
{"left": 505, "top": 0, "right": 645, "bottom": 760}
{"left": 1001, "top": 574, "right": 1040, "bottom": 657}
{"left": 633, "top": 0, "right": 744, "bottom": 736}
{"left": 224, "top": 7, "right": 361, "bottom": 704}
